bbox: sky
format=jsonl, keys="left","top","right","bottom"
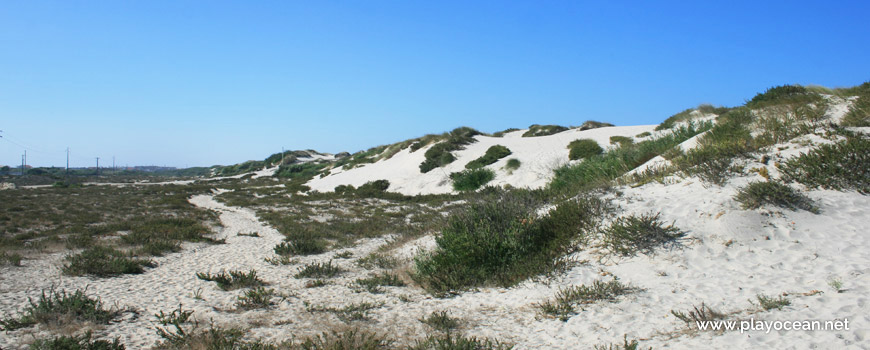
{"left": 1, "top": 1, "right": 868, "bottom": 168}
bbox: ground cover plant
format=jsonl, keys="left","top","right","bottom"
{"left": 504, "top": 158, "right": 521, "bottom": 172}
{"left": 355, "top": 272, "right": 405, "bottom": 293}
{"left": 734, "top": 181, "right": 819, "bottom": 212}
{"left": 779, "top": 136, "right": 869, "bottom": 194}
{"left": 450, "top": 168, "right": 495, "bottom": 192}
{"left": 414, "top": 189, "right": 606, "bottom": 293}
{"left": 29, "top": 332, "right": 126, "bottom": 350}
{"left": 295, "top": 261, "right": 343, "bottom": 278}
{"left": 419, "top": 127, "right": 482, "bottom": 173}
{"left": 522, "top": 124, "right": 568, "bottom": 137}
{"left": 419, "top": 311, "right": 461, "bottom": 333}
{"left": 62, "top": 246, "right": 155, "bottom": 277}
{"left": 538, "top": 279, "right": 634, "bottom": 321}
{"left": 196, "top": 269, "right": 265, "bottom": 290}
{"left": 0, "top": 183, "right": 219, "bottom": 275}
{"left": 599, "top": 213, "right": 685, "bottom": 257}
{"left": 568, "top": 139, "right": 603, "bottom": 160}
{"left": 0, "top": 288, "right": 121, "bottom": 331}
{"left": 465, "top": 145, "right": 512, "bottom": 169}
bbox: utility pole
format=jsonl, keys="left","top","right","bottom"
{"left": 112, "top": 156, "right": 115, "bottom": 174}
{"left": 281, "top": 147, "right": 285, "bottom": 165}
{"left": 23, "top": 150, "right": 26, "bottom": 175}
{"left": 66, "top": 148, "right": 70, "bottom": 177}
{"left": 96, "top": 157, "right": 100, "bottom": 176}
{"left": 21, "top": 154, "right": 25, "bottom": 176}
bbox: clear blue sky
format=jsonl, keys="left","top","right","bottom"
{"left": 2, "top": 1, "right": 868, "bottom": 168}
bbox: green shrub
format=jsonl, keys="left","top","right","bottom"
{"left": 450, "top": 169, "right": 495, "bottom": 192}
{"left": 196, "top": 269, "right": 265, "bottom": 290}
{"left": 592, "top": 335, "right": 648, "bottom": 350}
{"left": 635, "top": 131, "right": 651, "bottom": 138}
{"left": 274, "top": 230, "right": 328, "bottom": 256}
{"left": 355, "top": 273, "right": 405, "bottom": 293}
{"left": 549, "top": 121, "right": 712, "bottom": 195}
{"left": 29, "top": 332, "right": 125, "bottom": 350}
{"left": 274, "top": 161, "right": 328, "bottom": 179}
{"left": 779, "top": 136, "right": 869, "bottom": 194}
{"left": 504, "top": 158, "right": 521, "bottom": 171}
{"left": 465, "top": 145, "right": 512, "bottom": 169}
{"left": 492, "top": 128, "right": 520, "bottom": 137}
{"left": 539, "top": 279, "right": 633, "bottom": 321}
{"left": 419, "top": 311, "right": 461, "bottom": 333}
{"left": 842, "top": 93, "right": 870, "bottom": 127}
{"left": 734, "top": 181, "right": 819, "bottom": 213}
{"left": 1, "top": 289, "right": 120, "bottom": 331}
{"left": 409, "top": 334, "right": 513, "bottom": 350}
{"left": 420, "top": 127, "right": 481, "bottom": 173}
{"left": 523, "top": 124, "right": 569, "bottom": 137}
{"left": 355, "top": 180, "right": 391, "bottom": 197}
{"left": 296, "top": 329, "right": 392, "bottom": 349}
{"left": 0, "top": 251, "right": 22, "bottom": 266}
{"left": 671, "top": 303, "right": 726, "bottom": 325}
{"left": 657, "top": 104, "right": 730, "bottom": 131}
{"left": 568, "top": 139, "right": 603, "bottom": 160}
{"left": 600, "top": 213, "right": 685, "bottom": 257}
{"left": 609, "top": 136, "right": 634, "bottom": 147}
{"left": 414, "top": 191, "right": 603, "bottom": 293}
{"left": 674, "top": 108, "right": 756, "bottom": 185}
{"left": 747, "top": 84, "right": 816, "bottom": 108}
{"left": 578, "top": 120, "right": 615, "bottom": 130}
{"left": 62, "top": 246, "right": 154, "bottom": 277}
{"left": 235, "top": 287, "right": 277, "bottom": 310}
{"left": 295, "top": 261, "right": 343, "bottom": 278}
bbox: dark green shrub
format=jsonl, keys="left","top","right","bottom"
{"left": 1, "top": 289, "right": 120, "bottom": 331}
{"left": 419, "top": 311, "right": 461, "bottom": 333}
{"left": 195, "top": 269, "right": 264, "bottom": 290}
{"left": 842, "top": 90, "right": 870, "bottom": 127}
{"left": 274, "top": 230, "right": 328, "bottom": 256}
{"left": 465, "top": 145, "right": 512, "bottom": 169}
{"left": 523, "top": 124, "right": 569, "bottom": 137}
{"left": 568, "top": 139, "right": 604, "bottom": 160}
{"left": 414, "top": 191, "right": 603, "bottom": 293}
{"left": 29, "top": 332, "right": 125, "bottom": 350}
{"left": 409, "top": 334, "right": 512, "bottom": 350}
{"left": 450, "top": 169, "right": 495, "bottom": 192}
{"left": 62, "top": 246, "right": 154, "bottom": 277}
{"left": 504, "top": 158, "right": 521, "bottom": 171}
{"left": 420, "top": 127, "right": 482, "bottom": 173}
{"left": 636, "top": 131, "right": 652, "bottom": 138}
{"left": 779, "top": 136, "right": 869, "bottom": 194}
{"left": 600, "top": 213, "right": 685, "bottom": 256}
{"left": 297, "top": 329, "right": 392, "bottom": 350}
{"left": 355, "top": 273, "right": 405, "bottom": 293}
{"left": 674, "top": 108, "right": 756, "bottom": 185}
{"left": 609, "top": 136, "right": 633, "bottom": 147}
{"left": 657, "top": 104, "right": 730, "bottom": 131}
{"left": 355, "top": 180, "right": 390, "bottom": 196}
{"left": 578, "top": 120, "right": 615, "bottom": 130}
{"left": 274, "top": 162, "right": 328, "bottom": 179}
{"left": 747, "top": 84, "right": 815, "bottom": 108}
{"left": 492, "top": 128, "right": 520, "bottom": 137}
{"left": 734, "top": 181, "right": 820, "bottom": 212}
{"left": 235, "top": 287, "right": 277, "bottom": 310}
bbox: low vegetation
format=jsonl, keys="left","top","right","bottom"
{"left": 671, "top": 303, "right": 727, "bottom": 326}
{"left": 0, "top": 288, "right": 121, "bottom": 331}
{"left": 568, "top": 139, "right": 604, "bottom": 160}
{"left": 756, "top": 294, "right": 790, "bottom": 311}
{"left": 599, "top": 213, "right": 685, "bottom": 257}
{"left": 419, "top": 310, "right": 461, "bottom": 333}
{"left": 523, "top": 124, "right": 568, "bottom": 137}
{"left": 841, "top": 82, "right": 870, "bottom": 127}
{"left": 63, "top": 246, "right": 155, "bottom": 277}
{"left": 578, "top": 120, "right": 615, "bottom": 130}
{"left": 609, "top": 136, "right": 633, "bottom": 147}
{"left": 779, "top": 136, "right": 869, "bottom": 194}
{"left": 465, "top": 145, "right": 512, "bottom": 169}
{"left": 355, "top": 272, "right": 406, "bottom": 293}
{"left": 414, "top": 190, "right": 605, "bottom": 293}
{"left": 504, "top": 158, "right": 521, "bottom": 172}
{"left": 734, "top": 181, "right": 819, "bottom": 213}
{"left": 410, "top": 335, "right": 513, "bottom": 350}
{"left": 295, "top": 261, "right": 343, "bottom": 278}
{"left": 420, "top": 127, "right": 482, "bottom": 173}
{"left": 196, "top": 269, "right": 265, "bottom": 290}
{"left": 450, "top": 168, "right": 495, "bottom": 192}
{"left": 235, "top": 287, "right": 278, "bottom": 310}
{"left": 29, "top": 332, "right": 125, "bottom": 350}
{"left": 539, "top": 279, "right": 634, "bottom": 321}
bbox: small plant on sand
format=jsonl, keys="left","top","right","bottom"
{"left": 593, "top": 335, "right": 650, "bottom": 350}
{"left": 305, "top": 279, "right": 330, "bottom": 288}
{"left": 828, "top": 277, "right": 844, "bottom": 293}
{"left": 636, "top": 131, "right": 652, "bottom": 138}
{"left": 409, "top": 334, "right": 513, "bottom": 350}
{"left": 538, "top": 279, "right": 634, "bottom": 321}
{"left": 298, "top": 329, "right": 392, "bottom": 349}
{"left": 671, "top": 303, "right": 726, "bottom": 326}
{"left": 235, "top": 287, "right": 278, "bottom": 310}
{"left": 154, "top": 304, "right": 196, "bottom": 344}
{"left": 62, "top": 246, "right": 154, "bottom": 277}
{"left": 1, "top": 288, "right": 121, "bottom": 331}
{"left": 610, "top": 136, "right": 634, "bottom": 147}
{"left": 357, "top": 252, "right": 399, "bottom": 269}
{"left": 356, "top": 273, "right": 406, "bottom": 293}
{"left": 568, "top": 139, "right": 603, "bottom": 160}
{"left": 734, "top": 181, "right": 819, "bottom": 213}
{"left": 295, "top": 261, "right": 343, "bottom": 278}
{"left": 600, "top": 213, "right": 685, "bottom": 257}
{"left": 419, "top": 311, "right": 462, "bottom": 333}
{"left": 0, "top": 251, "right": 22, "bottom": 266}
{"left": 523, "top": 124, "right": 569, "bottom": 137}
{"left": 273, "top": 233, "right": 328, "bottom": 256}
{"left": 504, "top": 158, "right": 521, "bottom": 172}
{"left": 450, "top": 168, "right": 495, "bottom": 192}
{"left": 29, "top": 332, "right": 125, "bottom": 350}
{"left": 195, "top": 269, "right": 265, "bottom": 290}
{"left": 305, "top": 301, "right": 383, "bottom": 322}
{"left": 334, "top": 251, "right": 354, "bottom": 259}
{"left": 756, "top": 294, "right": 790, "bottom": 311}
{"left": 236, "top": 231, "right": 260, "bottom": 237}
